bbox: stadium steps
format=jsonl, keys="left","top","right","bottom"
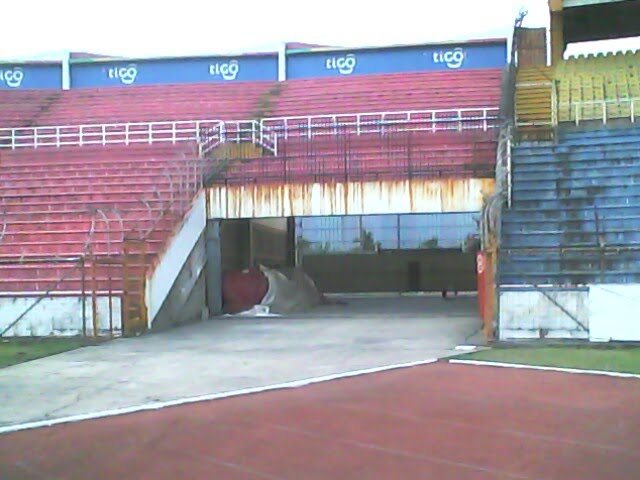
{"left": 215, "top": 130, "right": 498, "bottom": 184}
{"left": 0, "top": 143, "right": 199, "bottom": 299}
{"left": 500, "top": 123, "right": 640, "bottom": 285}
{"left": 514, "top": 66, "right": 554, "bottom": 137}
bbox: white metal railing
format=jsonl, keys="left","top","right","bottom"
{"left": 198, "top": 120, "right": 278, "bottom": 156}
{"left": 558, "top": 97, "right": 640, "bottom": 126}
{"left": 0, "top": 119, "right": 224, "bottom": 150}
{"left": 261, "top": 107, "right": 500, "bottom": 140}
{"left": 0, "top": 108, "right": 499, "bottom": 154}
{"left": 197, "top": 122, "right": 226, "bottom": 156}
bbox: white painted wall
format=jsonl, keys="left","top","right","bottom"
{"left": 208, "top": 178, "right": 495, "bottom": 218}
{"left": 145, "top": 191, "right": 207, "bottom": 326}
{"left": 0, "top": 296, "right": 121, "bottom": 337}
{"left": 589, "top": 284, "right": 640, "bottom": 342}
{"left": 499, "top": 284, "right": 640, "bottom": 341}
{"left": 499, "top": 288, "right": 590, "bottom": 339}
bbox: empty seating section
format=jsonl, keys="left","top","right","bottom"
{"left": 0, "top": 68, "right": 503, "bottom": 295}
{"left": 242, "top": 69, "right": 502, "bottom": 184}
{"left": 514, "top": 50, "right": 640, "bottom": 127}
{"left": 0, "top": 90, "right": 61, "bottom": 128}
{"left": 35, "top": 82, "right": 274, "bottom": 125}
{"left": 272, "top": 69, "right": 503, "bottom": 117}
{"left": 217, "top": 130, "right": 498, "bottom": 184}
{"left": 0, "top": 144, "right": 199, "bottom": 292}
{"left": 501, "top": 124, "right": 640, "bottom": 284}
{"left": 1, "top": 69, "right": 503, "bottom": 127}
{"left": 556, "top": 51, "right": 640, "bottom": 122}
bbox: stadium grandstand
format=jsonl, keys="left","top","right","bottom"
{"left": 494, "top": 0, "right": 640, "bottom": 341}
{"left": 0, "top": 36, "right": 505, "bottom": 337}
{"left": 1, "top": 0, "right": 639, "bottom": 344}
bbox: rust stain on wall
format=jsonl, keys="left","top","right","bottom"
{"left": 208, "top": 178, "right": 495, "bottom": 218}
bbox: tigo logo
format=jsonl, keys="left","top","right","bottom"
{"left": 433, "top": 48, "right": 465, "bottom": 69}
{"left": 0, "top": 67, "right": 25, "bottom": 88}
{"left": 108, "top": 64, "right": 138, "bottom": 85}
{"left": 325, "top": 54, "right": 357, "bottom": 75}
{"left": 209, "top": 61, "right": 240, "bottom": 81}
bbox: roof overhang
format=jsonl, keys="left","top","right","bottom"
{"left": 550, "top": 0, "right": 640, "bottom": 44}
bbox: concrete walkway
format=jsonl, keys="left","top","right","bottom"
{"left": 0, "top": 295, "right": 480, "bottom": 427}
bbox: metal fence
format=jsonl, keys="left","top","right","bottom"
{"left": 0, "top": 256, "right": 122, "bottom": 338}
{"left": 207, "top": 127, "right": 498, "bottom": 185}
{"left": 559, "top": 97, "right": 640, "bottom": 126}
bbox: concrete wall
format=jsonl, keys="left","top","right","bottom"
{"left": 146, "top": 191, "right": 207, "bottom": 326}
{"left": 589, "top": 284, "right": 640, "bottom": 342}
{"left": 251, "top": 220, "right": 288, "bottom": 267}
{"left": 303, "top": 249, "right": 476, "bottom": 293}
{"left": 208, "top": 178, "right": 494, "bottom": 218}
{"left": 221, "top": 218, "right": 289, "bottom": 271}
{"left": 499, "top": 287, "right": 590, "bottom": 339}
{"left": 149, "top": 234, "right": 208, "bottom": 331}
{"left": 498, "top": 284, "right": 640, "bottom": 341}
{"left": 0, "top": 296, "right": 121, "bottom": 337}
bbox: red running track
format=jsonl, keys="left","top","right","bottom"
{"left": 1, "top": 362, "right": 639, "bottom": 479}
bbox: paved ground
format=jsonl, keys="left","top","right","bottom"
{"left": 1, "top": 362, "right": 638, "bottom": 479}
{"left": 0, "top": 295, "right": 479, "bottom": 427}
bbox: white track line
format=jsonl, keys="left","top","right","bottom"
{"left": 0, "top": 358, "right": 438, "bottom": 435}
{"left": 449, "top": 359, "right": 640, "bottom": 379}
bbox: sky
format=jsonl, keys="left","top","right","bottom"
{"left": 2, "top": 0, "right": 638, "bottom": 61}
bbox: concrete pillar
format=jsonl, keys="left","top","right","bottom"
{"left": 550, "top": 11, "right": 565, "bottom": 65}
{"left": 205, "top": 219, "right": 223, "bottom": 316}
{"left": 62, "top": 50, "right": 71, "bottom": 90}
{"left": 278, "top": 42, "right": 287, "bottom": 81}
{"left": 286, "top": 217, "right": 296, "bottom": 267}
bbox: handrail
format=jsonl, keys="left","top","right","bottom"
{"left": 0, "top": 107, "right": 499, "bottom": 153}
{"left": 559, "top": 97, "right": 640, "bottom": 126}
{"left": 0, "top": 119, "right": 224, "bottom": 150}
{"left": 200, "top": 120, "right": 279, "bottom": 155}
{"left": 261, "top": 107, "right": 500, "bottom": 140}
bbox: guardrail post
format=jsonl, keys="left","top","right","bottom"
{"left": 91, "top": 256, "right": 98, "bottom": 337}
{"left": 81, "top": 256, "right": 87, "bottom": 337}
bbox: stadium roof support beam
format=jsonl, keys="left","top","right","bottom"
{"left": 549, "top": 0, "right": 640, "bottom": 63}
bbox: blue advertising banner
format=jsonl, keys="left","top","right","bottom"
{"left": 0, "top": 63, "right": 62, "bottom": 90}
{"left": 70, "top": 55, "right": 278, "bottom": 88}
{"left": 286, "top": 40, "right": 507, "bottom": 79}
